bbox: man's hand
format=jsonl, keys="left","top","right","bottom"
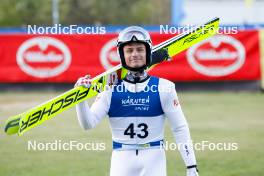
{"left": 75, "top": 75, "right": 92, "bottom": 88}
{"left": 187, "top": 167, "right": 199, "bottom": 176}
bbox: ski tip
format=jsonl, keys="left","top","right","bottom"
{"left": 4, "top": 116, "right": 20, "bottom": 135}
{"left": 212, "top": 17, "right": 220, "bottom": 24}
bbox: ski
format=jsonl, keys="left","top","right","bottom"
{"left": 4, "top": 17, "right": 219, "bottom": 136}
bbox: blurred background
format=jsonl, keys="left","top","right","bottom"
{"left": 0, "top": 0, "right": 264, "bottom": 26}
{"left": 0, "top": 0, "right": 264, "bottom": 176}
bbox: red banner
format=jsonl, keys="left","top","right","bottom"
{"left": 0, "top": 30, "right": 261, "bottom": 83}
{"left": 150, "top": 30, "right": 261, "bottom": 81}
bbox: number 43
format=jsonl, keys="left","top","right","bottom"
{"left": 124, "top": 123, "right": 148, "bottom": 138}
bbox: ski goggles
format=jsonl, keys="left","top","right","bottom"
{"left": 120, "top": 31, "right": 149, "bottom": 42}
{"left": 118, "top": 27, "right": 151, "bottom": 45}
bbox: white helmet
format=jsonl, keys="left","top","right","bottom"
{"left": 117, "top": 26, "right": 152, "bottom": 71}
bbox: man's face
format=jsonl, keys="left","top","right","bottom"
{"left": 123, "top": 42, "right": 146, "bottom": 69}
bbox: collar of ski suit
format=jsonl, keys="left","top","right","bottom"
{"left": 124, "top": 71, "right": 150, "bottom": 84}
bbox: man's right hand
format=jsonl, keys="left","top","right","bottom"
{"left": 75, "top": 75, "right": 92, "bottom": 88}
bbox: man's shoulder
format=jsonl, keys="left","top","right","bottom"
{"left": 99, "top": 86, "right": 114, "bottom": 97}
{"left": 155, "top": 77, "right": 175, "bottom": 87}
{"left": 155, "top": 77, "right": 176, "bottom": 95}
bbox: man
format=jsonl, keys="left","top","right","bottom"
{"left": 75, "top": 26, "right": 199, "bottom": 176}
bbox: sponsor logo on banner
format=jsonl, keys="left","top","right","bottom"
{"left": 16, "top": 37, "right": 71, "bottom": 78}
{"left": 187, "top": 35, "right": 245, "bottom": 76}
{"left": 100, "top": 38, "right": 120, "bottom": 70}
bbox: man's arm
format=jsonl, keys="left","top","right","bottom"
{"left": 75, "top": 76, "right": 111, "bottom": 130}
{"left": 159, "top": 79, "right": 198, "bottom": 173}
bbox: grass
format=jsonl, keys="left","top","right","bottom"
{"left": 0, "top": 90, "right": 263, "bottom": 176}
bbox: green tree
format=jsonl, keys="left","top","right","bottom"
{"left": 0, "top": 0, "right": 170, "bottom": 27}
